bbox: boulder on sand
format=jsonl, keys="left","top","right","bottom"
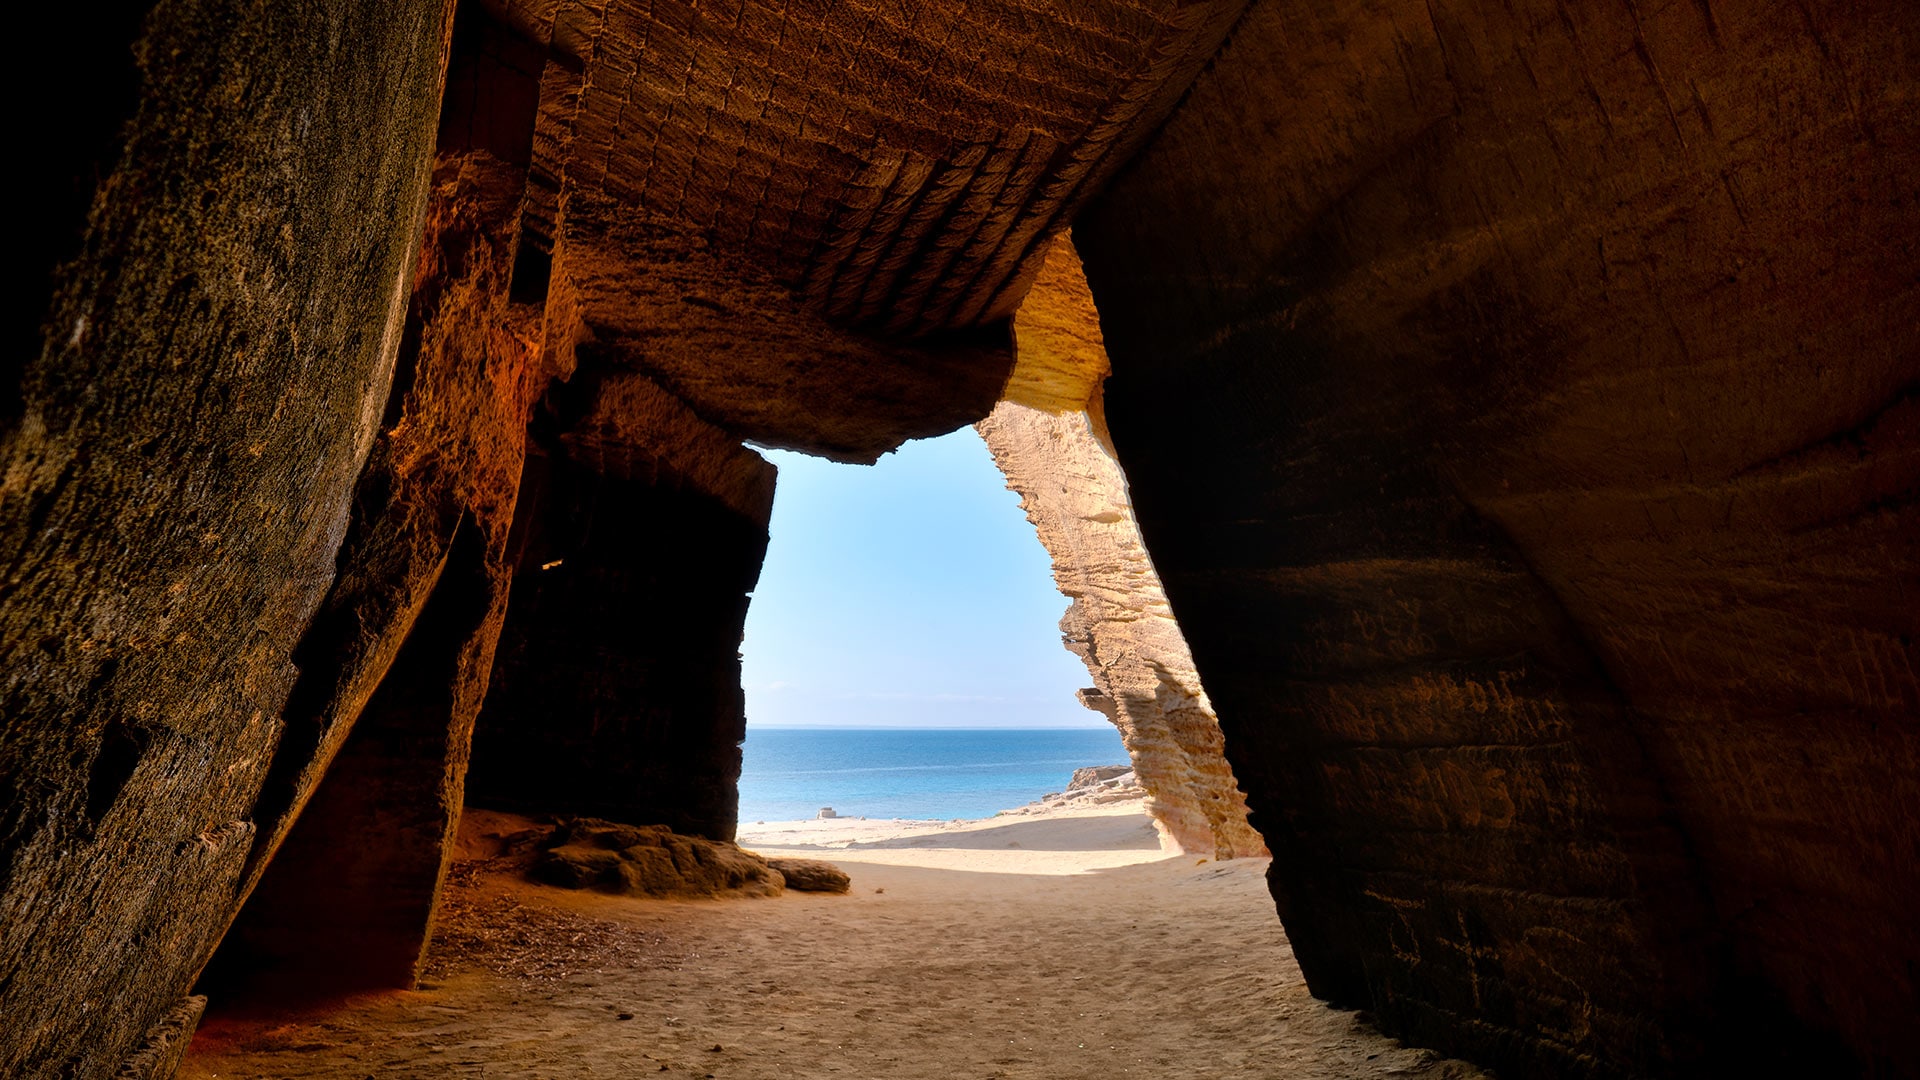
{"left": 767, "top": 858, "right": 852, "bottom": 893}
{"left": 530, "top": 818, "right": 784, "bottom": 898}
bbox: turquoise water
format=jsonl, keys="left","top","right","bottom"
{"left": 737, "top": 726, "right": 1128, "bottom": 822}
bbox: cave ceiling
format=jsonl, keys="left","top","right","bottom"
{"left": 478, "top": 0, "right": 1247, "bottom": 459}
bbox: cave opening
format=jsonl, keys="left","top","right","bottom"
{"left": 737, "top": 429, "right": 1122, "bottom": 826}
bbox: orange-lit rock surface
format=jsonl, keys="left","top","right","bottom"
{"left": 202, "top": 20, "right": 573, "bottom": 1008}
{"left": 548, "top": 196, "right": 1012, "bottom": 462}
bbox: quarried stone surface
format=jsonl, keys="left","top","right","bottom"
{"left": 552, "top": 198, "right": 1012, "bottom": 463}
{"left": 112, "top": 996, "right": 207, "bottom": 1080}
{"left": 2, "top": 3, "right": 1912, "bottom": 1079}
{"left": 202, "top": 10, "right": 569, "bottom": 1003}
{"left": 477, "top": 0, "right": 1249, "bottom": 337}
{"left": 1078, "top": 0, "right": 1919, "bottom": 1073}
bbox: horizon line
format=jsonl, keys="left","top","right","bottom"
{"left": 744, "top": 724, "right": 1117, "bottom": 731}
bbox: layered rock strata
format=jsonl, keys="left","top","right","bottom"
{"left": 981, "top": 400, "right": 1263, "bottom": 860}
{"left": 1077, "top": 0, "right": 1919, "bottom": 1074}
{"left": 475, "top": 0, "right": 1249, "bottom": 338}
{"left": 0, "top": 2, "right": 1260, "bottom": 1073}
{"left": 981, "top": 238, "right": 1263, "bottom": 860}
{"left": 553, "top": 196, "right": 1013, "bottom": 463}
{"left": 1, "top": 2, "right": 1910, "bottom": 1078}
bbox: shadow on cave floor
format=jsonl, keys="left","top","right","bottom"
{"left": 181, "top": 811, "right": 1484, "bottom": 1080}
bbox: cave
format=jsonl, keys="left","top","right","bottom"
{"left": 0, "top": 1, "right": 1914, "bottom": 1078}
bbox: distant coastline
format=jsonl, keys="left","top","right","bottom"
{"left": 744, "top": 724, "right": 1117, "bottom": 731}
{"left": 737, "top": 725, "right": 1128, "bottom": 823}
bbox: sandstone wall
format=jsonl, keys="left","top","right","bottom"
{"left": 980, "top": 240, "right": 1262, "bottom": 860}
{"left": 1077, "top": 0, "right": 1918, "bottom": 1075}
{"left": 0, "top": 3, "right": 1258, "bottom": 1074}
{"left": 473, "top": 0, "right": 1247, "bottom": 338}
{"left": 0, "top": 1, "right": 456, "bottom": 1073}
{"left": 982, "top": 400, "right": 1264, "bottom": 860}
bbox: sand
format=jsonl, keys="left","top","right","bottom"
{"left": 182, "top": 797, "right": 1485, "bottom": 1079}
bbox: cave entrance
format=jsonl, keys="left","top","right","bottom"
{"left": 736, "top": 429, "right": 1127, "bottom": 830}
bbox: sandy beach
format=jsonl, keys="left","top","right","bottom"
{"left": 183, "top": 793, "right": 1484, "bottom": 1079}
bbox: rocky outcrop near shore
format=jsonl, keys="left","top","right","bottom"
{"left": 1067, "top": 765, "right": 1134, "bottom": 791}
{"left": 978, "top": 240, "right": 1265, "bottom": 860}
{"left": 1035, "top": 766, "right": 1149, "bottom": 810}
{"left": 765, "top": 859, "right": 853, "bottom": 894}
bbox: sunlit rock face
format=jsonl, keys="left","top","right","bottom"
{"left": 983, "top": 400, "right": 1265, "bottom": 860}
{"left": 980, "top": 239, "right": 1263, "bottom": 860}
{"left": 1078, "top": 0, "right": 1918, "bottom": 1075}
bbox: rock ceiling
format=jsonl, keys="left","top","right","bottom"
{"left": 483, "top": 0, "right": 1246, "bottom": 337}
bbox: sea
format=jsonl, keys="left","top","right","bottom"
{"left": 737, "top": 726, "right": 1129, "bottom": 822}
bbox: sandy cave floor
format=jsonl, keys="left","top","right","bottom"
{"left": 182, "top": 801, "right": 1485, "bottom": 1080}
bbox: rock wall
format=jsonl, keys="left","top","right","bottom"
{"left": 0, "top": 1, "right": 456, "bottom": 1074}
{"left": 200, "top": 9, "right": 569, "bottom": 1004}
{"left": 0, "top": 3, "right": 1262, "bottom": 1075}
{"left": 550, "top": 194, "right": 1010, "bottom": 463}
{"left": 983, "top": 400, "right": 1265, "bottom": 860}
{"left": 464, "top": 377, "right": 775, "bottom": 841}
{"left": 980, "top": 239, "right": 1263, "bottom": 860}
{"left": 1077, "top": 0, "right": 1918, "bottom": 1075}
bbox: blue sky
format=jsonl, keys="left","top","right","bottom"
{"left": 741, "top": 428, "right": 1102, "bottom": 729}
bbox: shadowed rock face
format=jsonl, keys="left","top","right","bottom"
{"left": 1, "top": 3, "right": 1252, "bottom": 1073}
{"left": 1077, "top": 0, "right": 1918, "bottom": 1074}
{"left": 463, "top": 429, "right": 773, "bottom": 841}
{"left": 199, "top": 14, "right": 567, "bottom": 1009}
{"left": 0, "top": 2, "right": 455, "bottom": 1075}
